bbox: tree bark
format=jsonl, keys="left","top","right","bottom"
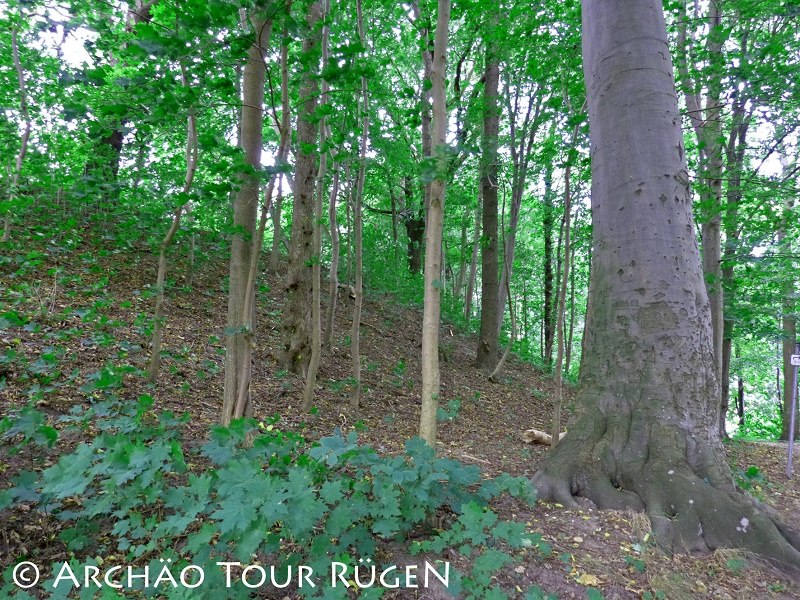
{"left": 268, "top": 36, "right": 290, "bottom": 274}
{"left": 282, "top": 1, "right": 322, "bottom": 375}
{"left": 542, "top": 163, "right": 555, "bottom": 364}
{"left": 780, "top": 195, "right": 797, "bottom": 441}
{"left": 148, "top": 63, "right": 198, "bottom": 384}
{"left": 222, "top": 15, "right": 269, "bottom": 425}
{"left": 677, "top": 2, "right": 728, "bottom": 428}
{"left": 419, "top": 0, "right": 450, "bottom": 447}
{"left": 464, "top": 198, "right": 481, "bottom": 321}
{"left": 550, "top": 124, "right": 579, "bottom": 447}
{"left": 4, "top": 27, "right": 32, "bottom": 242}
{"left": 475, "top": 10, "right": 501, "bottom": 372}
{"left": 322, "top": 165, "right": 341, "bottom": 351}
{"left": 350, "top": 0, "right": 369, "bottom": 410}
{"left": 533, "top": 0, "right": 800, "bottom": 566}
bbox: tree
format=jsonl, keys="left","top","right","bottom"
{"left": 418, "top": 0, "right": 451, "bottom": 446}
{"left": 474, "top": 5, "right": 501, "bottom": 372}
{"left": 281, "top": 0, "right": 321, "bottom": 376}
{"left": 221, "top": 12, "right": 270, "bottom": 425}
{"left": 533, "top": 0, "right": 800, "bottom": 565}
{"left": 3, "top": 21, "right": 32, "bottom": 242}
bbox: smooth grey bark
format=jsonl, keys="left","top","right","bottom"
{"left": 419, "top": 0, "right": 450, "bottom": 447}
{"left": 533, "top": 0, "right": 800, "bottom": 566}
{"left": 222, "top": 16, "right": 269, "bottom": 425}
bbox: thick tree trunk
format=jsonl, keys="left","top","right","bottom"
{"left": 533, "top": 0, "right": 800, "bottom": 566}
{"left": 418, "top": 0, "right": 450, "bottom": 447}
{"left": 222, "top": 16, "right": 268, "bottom": 425}
{"left": 282, "top": 1, "right": 322, "bottom": 375}
{"left": 475, "top": 15, "right": 500, "bottom": 372}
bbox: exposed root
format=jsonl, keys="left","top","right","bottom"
{"left": 533, "top": 432, "right": 800, "bottom": 568}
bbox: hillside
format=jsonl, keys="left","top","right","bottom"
{"left": 2, "top": 228, "right": 800, "bottom": 599}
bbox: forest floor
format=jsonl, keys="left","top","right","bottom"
{"left": 2, "top": 230, "right": 800, "bottom": 599}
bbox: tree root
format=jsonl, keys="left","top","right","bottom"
{"left": 533, "top": 429, "right": 800, "bottom": 568}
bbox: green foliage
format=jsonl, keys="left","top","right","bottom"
{"left": 734, "top": 464, "right": 768, "bottom": 493}
{"left": 411, "top": 496, "right": 545, "bottom": 600}
{"left": 733, "top": 406, "right": 782, "bottom": 440}
{"left": 437, "top": 398, "right": 462, "bottom": 422}
{"left": 1, "top": 404, "right": 539, "bottom": 599}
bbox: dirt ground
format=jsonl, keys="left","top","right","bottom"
{"left": 2, "top": 234, "right": 800, "bottom": 599}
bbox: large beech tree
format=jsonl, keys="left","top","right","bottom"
{"left": 533, "top": 0, "right": 800, "bottom": 564}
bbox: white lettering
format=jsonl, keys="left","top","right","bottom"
{"left": 52, "top": 562, "right": 80, "bottom": 589}
{"left": 331, "top": 562, "right": 350, "bottom": 587}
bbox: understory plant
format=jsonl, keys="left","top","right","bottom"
{"left": 1, "top": 398, "right": 545, "bottom": 599}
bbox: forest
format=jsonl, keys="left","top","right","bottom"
{"left": 1, "top": 0, "right": 799, "bottom": 597}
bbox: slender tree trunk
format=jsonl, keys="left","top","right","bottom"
{"left": 677, "top": 1, "right": 728, "bottom": 417}
{"left": 550, "top": 144, "right": 575, "bottom": 448}
{"left": 534, "top": 0, "right": 800, "bottom": 566}
{"left": 323, "top": 166, "right": 341, "bottom": 350}
{"left": 350, "top": 0, "right": 369, "bottom": 409}
{"left": 302, "top": 0, "right": 331, "bottom": 410}
{"left": 419, "top": 0, "right": 451, "bottom": 447}
{"left": 148, "top": 63, "right": 198, "bottom": 383}
{"left": 222, "top": 15, "right": 269, "bottom": 425}
{"left": 737, "top": 376, "right": 745, "bottom": 428}
{"left": 345, "top": 163, "right": 353, "bottom": 284}
{"left": 411, "top": 0, "right": 433, "bottom": 227}
{"left": 464, "top": 198, "right": 481, "bottom": 321}
{"left": 4, "top": 27, "right": 31, "bottom": 242}
{"left": 268, "top": 38, "right": 290, "bottom": 274}
{"left": 542, "top": 164, "right": 555, "bottom": 364}
{"left": 389, "top": 187, "right": 400, "bottom": 259}
{"left": 454, "top": 209, "right": 469, "bottom": 299}
{"left": 475, "top": 10, "right": 501, "bottom": 372}
{"left": 720, "top": 63, "right": 751, "bottom": 437}
{"left": 282, "top": 1, "right": 321, "bottom": 375}
{"left": 780, "top": 196, "right": 797, "bottom": 440}
{"left": 185, "top": 204, "right": 196, "bottom": 288}
{"left": 565, "top": 234, "right": 577, "bottom": 375}
{"left": 495, "top": 85, "right": 542, "bottom": 342}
